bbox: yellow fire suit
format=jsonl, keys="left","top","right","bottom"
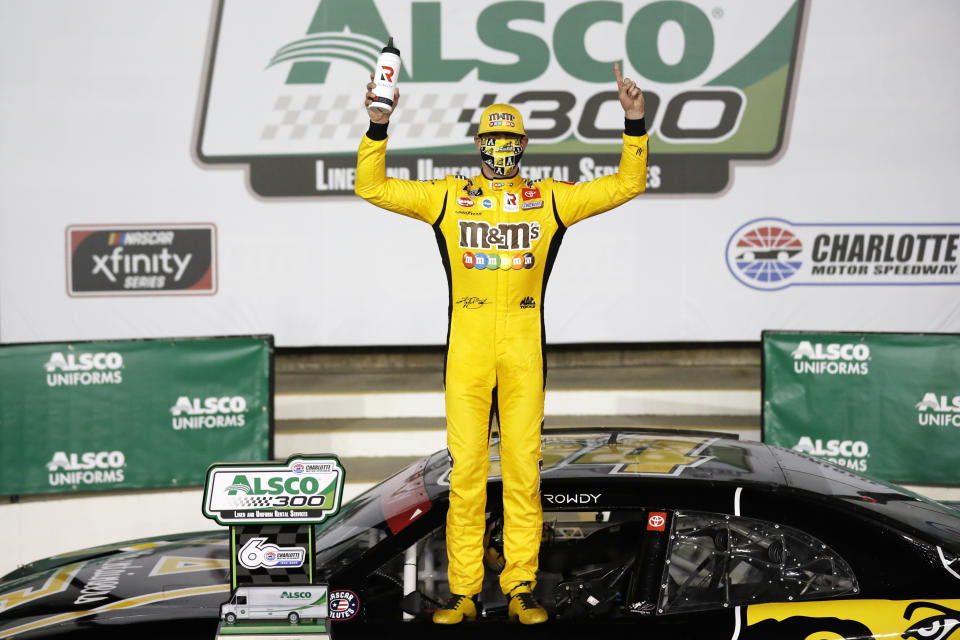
{"left": 355, "top": 121, "right": 648, "bottom": 596}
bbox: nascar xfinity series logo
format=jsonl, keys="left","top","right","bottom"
{"left": 203, "top": 456, "right": 344, "bottom": 525}
{"left": 67, "top": 224, "right": 217, "bottom": 296}
{"left": 727, "top": 218, "right": 960, "bottom": 291}
{"left": 197, "top": 0, "right": 806, "bottom": 196}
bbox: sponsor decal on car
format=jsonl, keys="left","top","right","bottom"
{"left": 543, "top": 493, "right": 600, "bottom": 505}
{"left": 66, "top": 224, "right": 217, "bottom": 296}
{"left": 647, "top": 512, "right": 667, "bottom": 531}
{"left": 327, "top": 589, "right": 359, "bottom": 621}
{"left": 744, "top": 599, "right": 960, "bottom": 640}
{"left": 440, "top": 436, "right": 718, "bottom": 485}
{"left": 1, "top": 586, "right": 231, "bottom": 638}
{"left": 73, "top": 553, "right": 150, "bottom": 605}
{"left": 0, "top": 562, "right": 86, "bottom": 615}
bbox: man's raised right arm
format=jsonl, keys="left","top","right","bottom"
{"left": 355, "top": 76, "right": 445, "bottom": 225}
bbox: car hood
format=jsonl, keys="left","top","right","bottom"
{"left": 0, "top": 530, "right": 229, "bottom": 638}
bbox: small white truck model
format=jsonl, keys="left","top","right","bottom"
{"left": 220, "top": 585, "right": 328, "bottom": 624}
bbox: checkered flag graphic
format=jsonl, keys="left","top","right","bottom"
{"left": 231, "top": 496, "right": 272, "bottom": 508}
{"left": 261, "top": 92, "right": 497, "bottom": 145}
{"left": 233, "top": 524, "right": 313, "bottom": 586}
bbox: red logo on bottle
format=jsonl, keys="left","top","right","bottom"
{"left": 380, "top": 65, "right": 395, "bottom": 82}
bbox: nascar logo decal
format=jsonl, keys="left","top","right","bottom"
{"left": 327, "top": 589, "right": 359, "bottom": 621}
{"left": 198, "top": 0, "right": 807, "bottom": 197}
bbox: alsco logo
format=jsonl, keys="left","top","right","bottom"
{"left": 790, "top": 340, "right": 870, "bottom": 376}
{"left": 203, "top": 456, "right": 345, "bottom": 525}
{"left": 792, "top": 437, "right": 869, "bottom": 472}
{"left": 916, "top": 393, "right": 960, "bottom": 428}
{"left": 47, "top": 450, "right": 125, "bottom": 472}
{"left": 226, "top": 474, "right": 328, "bottom": 497}
{"left": 198, "top": 0, "right": 806, "bottom": 196}
{"left": 44, "top": 351, "right": 123, "bottom": 387}
{"left": 170, "top": 395, "right": 247, "bottom": 430}
{"left": 47, "top": 451, "right": 126, "bottom": 487}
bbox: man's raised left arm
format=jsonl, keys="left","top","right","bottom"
{"left": 552, "top": 62, "right": 648, "bottom": 228}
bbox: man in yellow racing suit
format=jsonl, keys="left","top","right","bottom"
{"left": 355, "top": 63, "right": 647, "bottom": 625}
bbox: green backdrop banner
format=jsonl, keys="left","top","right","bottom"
{"left": 763, "top": 331, "right": 960, "bottom": 484}
{"left": 0, "top": 336, "right": 273, "bottom": 496}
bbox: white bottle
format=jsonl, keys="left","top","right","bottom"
{"left": 370, "top": 37, "right": 401, "bottom": 114}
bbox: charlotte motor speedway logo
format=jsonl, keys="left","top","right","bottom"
{"left": 197, "top": 0, "right": 806, "bottom": 197}
{"left": 726, "top": 218, "right": 960, "bottom": 291}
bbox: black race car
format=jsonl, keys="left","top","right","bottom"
{"left": 2, "top": 428, "right": 959, "bottom": 639}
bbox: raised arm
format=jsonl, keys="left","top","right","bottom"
{"left": 552, "top": 62, "right": 648, "bottom": 228}
{"left": 355, "top": 74, "right": 446, "bottom": 225}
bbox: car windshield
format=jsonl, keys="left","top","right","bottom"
{"left": 312, "top": 480, "right": 391, "bottom": 580}
{"left": 772, "top": 447, "right": 960, "bottom": 551}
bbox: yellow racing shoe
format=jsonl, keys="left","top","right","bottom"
{"left": 432, "top": 593, "right": 477, "bottom": 624}
{"left": 507, "top": 583, "right": 548, "bottom": 624}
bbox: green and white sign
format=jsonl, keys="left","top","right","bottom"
{"left": 198, "top": 0, "right": 806, "bottom": 196}
{"left": 763, "top": 331, "right": 960, "bottom": 484}
{"left": 203, "top": 456, "right": 345, "bottom": 525}
{"left": 0, "top": 336, "right": 272, "bottom": 496}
